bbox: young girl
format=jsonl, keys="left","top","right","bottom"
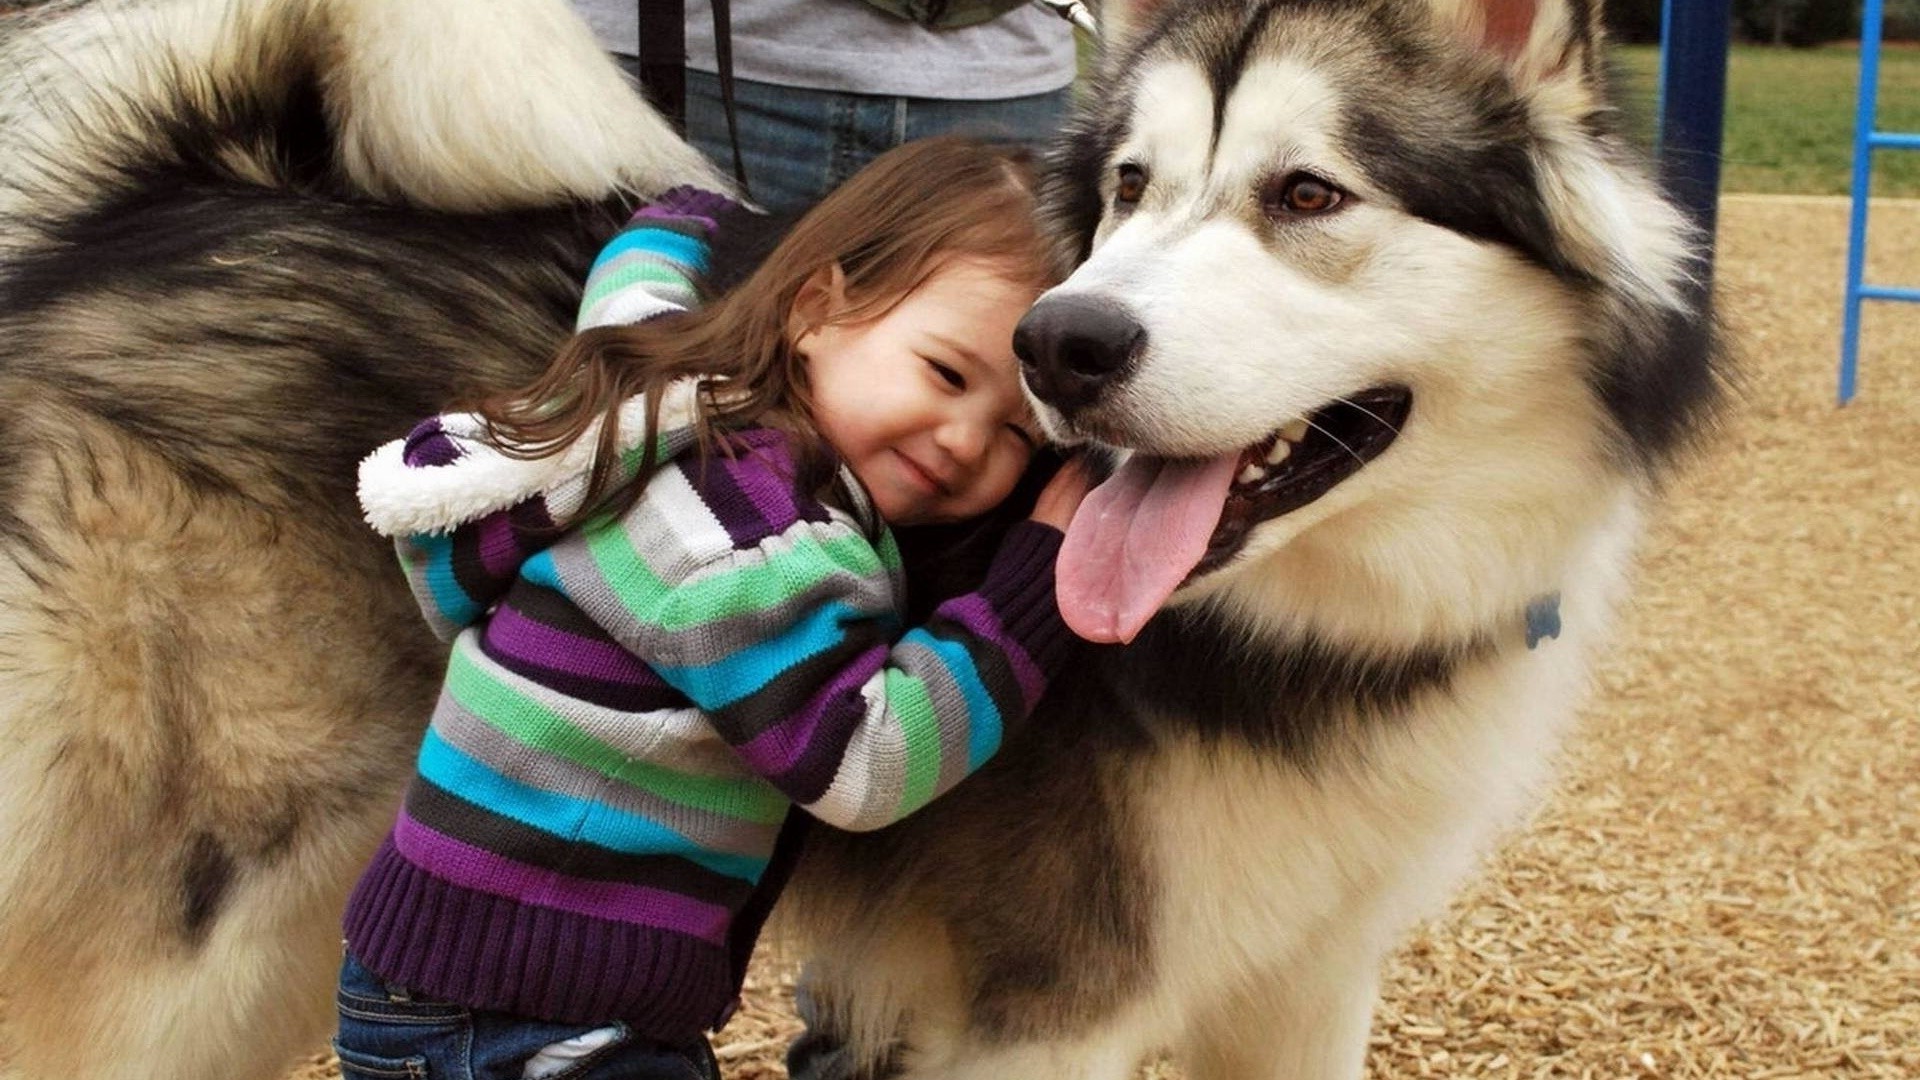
{"left": 336, "top": 137, "right": 1086, "bottom": 1080}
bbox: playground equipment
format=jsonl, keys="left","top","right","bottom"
{"left": 1839, "top": 0, "right": 1917, "bottom": 404}
{"left": 1655, "top": 0, "right": 1732, "bottom": 247}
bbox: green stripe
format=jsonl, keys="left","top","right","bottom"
{"left": 444, "top": 646, "right": 788, "bottom": 824}
{"left": 586, "top": 523, "right": 888, "bottom": 632}
{"left": 884, "top": 667, "right": 943, "bottom": 816}
{"left": 875, "top": 528, "right": 904, "bottom": 572}
{"left": 581, "top": 261, "right": 695, "bottom": 312}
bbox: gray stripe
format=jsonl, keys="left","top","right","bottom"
{"left": 429, "top": 691, "right": 782, "bottom": 858}
{"left": 898, "top": 638, "right": 978, "bottom": 800}
{"left": 555, "top": 514, "right": 900, "bottom": 672}
{"left": 806, "top": 681, "right": 912, "bottom": 831}
{"left": 455, "top": 635, "right": 756, "bottom": 776}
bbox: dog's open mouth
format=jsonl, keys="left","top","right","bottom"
{"left": 1200, "top": 384, "right": 1413, "bottom": 574}
{"left": 1057, "top": 385, "right": 1412, "bottom": 644}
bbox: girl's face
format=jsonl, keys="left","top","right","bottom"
{"left": 794, "top": 257, "right": 1044, "bottom": 526}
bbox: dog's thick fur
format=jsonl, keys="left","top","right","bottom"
{"left": 0, "top": 1, "right": 1720, "bottom": 1078}
{"left": 0, "top": 4, "right": 716, "bottom": 1077}
{"left": 788, "top": 4, "right": 1720, "bottom": 1077}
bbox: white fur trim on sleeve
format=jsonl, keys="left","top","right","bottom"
{"left": 356, "top": 381, "right": 701, "bottom": 536}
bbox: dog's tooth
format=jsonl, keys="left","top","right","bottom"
{"left": 1265, "top": 439, "right": 1293, "bottom": 465}
{"left": 1237, "top": 462, "right": 1265, "bottom": 486}
{"left": 1280, "top": 419, "right": 1311, "bottom": 444}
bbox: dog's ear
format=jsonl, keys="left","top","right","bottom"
{"left": 1095, "top": 0, "right": 1182, "bottom": 51}
{"left": 1429, "top": 0, "right": 1605, "bottom": 106}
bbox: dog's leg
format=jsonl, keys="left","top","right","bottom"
{"left": 793, "top": 940, "right": 1157, "bottom": 1080}
{"left": 896, "top": 1026, "right": 1150, "bottom": 1080}
{"left": 1176, "top": 942, "right": 1384, "bottom": 1080}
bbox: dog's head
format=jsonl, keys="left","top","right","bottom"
{"left": 1025, "top": 0, "right": 1721, "bottom": 646}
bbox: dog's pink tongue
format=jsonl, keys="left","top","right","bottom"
{"left": 1058, "top": 452, "right": 1240, "bottom": 644}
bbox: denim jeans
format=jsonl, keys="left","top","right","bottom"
{"left": 609, "top": 64, "right": 1070, "bottom": 215}
{"left": 333, "top": 954, "right": 719, "bottom": 1080}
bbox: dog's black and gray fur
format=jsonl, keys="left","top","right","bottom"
{"left": 0, "top": 1, "right": 1721, "bottom": 1078}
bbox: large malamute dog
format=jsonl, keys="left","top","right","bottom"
{"left": 0, "top": 0, "right": 1719, "bottom": 1078}
{"left": 791, "top": 2, "right": 1722, "bottom": 1076}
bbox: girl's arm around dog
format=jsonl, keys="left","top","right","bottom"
{"left": 569, "top": 431, "right": 1075, "bottom": 832}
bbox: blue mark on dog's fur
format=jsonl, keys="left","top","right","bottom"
{"left": 1525, "top": 593, "right": 1562, "bottom": 650}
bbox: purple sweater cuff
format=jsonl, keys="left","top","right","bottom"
{"left": 973, "top": 520, "right": 1072, "bottom": 678}
{"left": 632, "top": 186, "right": 741, "bottom": 228}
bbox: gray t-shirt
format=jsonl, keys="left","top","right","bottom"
{"left": 573, "top": 0, "right": 1077, "bottom": 99}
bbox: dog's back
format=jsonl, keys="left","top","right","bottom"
{"left": 0, "top": 3, "right": 714, "bottom": 1076}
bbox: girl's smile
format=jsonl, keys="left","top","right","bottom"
{"left": 795, "top": 256, "right": 1043, "bottom": 526}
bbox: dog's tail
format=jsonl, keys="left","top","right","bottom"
{"left": 0, "top": 0, "right": 723, "bottom": 227}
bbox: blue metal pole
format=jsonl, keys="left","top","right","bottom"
{"left": 1656, "top": 0, "right": 1733, "bottom": 260}
{"left": 1655, "top": 0, "right": 1673, "bottom": 140}
{"left": 1840, "top": 0, "right": 1886, "bottom": 405}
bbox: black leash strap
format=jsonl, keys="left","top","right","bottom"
{"left": 710, "top": 0, "right": 749, "bottom": 195}
{"left": 635, "top": 0, "right": 686, "bottom": 131}
{"left": 635, "top": 0, "right": 750, "bottom": 196}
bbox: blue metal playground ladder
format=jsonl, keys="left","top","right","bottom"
{"left": 1839, "top": 0, "right": 1920, "bottom": 404}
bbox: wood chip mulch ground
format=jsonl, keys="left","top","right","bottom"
{"left": 286, "top": 194, "right": 1919, "bottom": 1080}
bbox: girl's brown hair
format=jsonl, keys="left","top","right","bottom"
{"left": 470, "top": 136, "right": 1060, "bottom": 525}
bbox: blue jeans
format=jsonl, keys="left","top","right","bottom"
{"left": 333, "top": 954, "right": 719, "bottom": 1080}
{"left": 675, "top": 68, "right": 1071, "bottom": 215}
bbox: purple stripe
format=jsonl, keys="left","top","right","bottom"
{"left": 402, "top": 417, "right": 462, "bottom": 467}
{"left": 733, "top": 644, "right": 886, "bottom": 778}
{"left": 486, "top": 603, "right": 659, "bottom": 684}
{"left": 725, "top": 427, "right": 790, "bottom": 457}
{"left": 479, "top": 639, "right": 686, "bottom": 712}
{"left": 941, "top": 595, "right": 1045, "bottom": 708}
{"left": 633, "top": 207, "right": 717, "bottom": 230}
{"left": 473, "top": 512, "right": 523, "bottom": 580}
{"left": 392, "top": 811, "right": 729, "bottom": 943}
{"left": 482, "top": 608, "right": 683, "bottom": 711}
{"left": 724, "top": 449, "right": 802, "bottom": 533}
{"left": 634, "top": 187, "right": 735, "bottom": 224}
{"left": 680, "top": 429, "right": 830, "bottom": 548}
{"left": 679, "top": 452, "right": 770, "bottom": 547}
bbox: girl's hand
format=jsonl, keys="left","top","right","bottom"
{"left": 1030, "top": 455, "right": 1093, "bottom": 531}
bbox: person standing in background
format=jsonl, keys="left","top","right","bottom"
{"left": 573, "top": 0, "right": 1079, "bottom": 214}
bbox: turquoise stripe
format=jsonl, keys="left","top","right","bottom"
{"left": 415, "top": 534, "right": 481, "bottom": 626}
{"left": 523, "top": 548, "right": 561, "bottom": 591}
{"left": 655, "top": 600, "right": 859, "bottom": 710}
{"left": 904, "top": 628, "right": 1002, "bottom": 770}
{"left": 415, "top": 728, "right": 768, "bottom": 881}
{"left": 588, "top": 228, "right": 710, "bottom": 277}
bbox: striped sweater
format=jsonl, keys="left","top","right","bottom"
{"left": 343, "top": 191, "right": 1072, "bottom": 1038}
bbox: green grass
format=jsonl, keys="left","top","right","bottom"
{"left": 1071, "top": 41, "right": 1919, "bottom": 197}
{"left": 1615, "top": 44, "right": 1920, "bottom": 197}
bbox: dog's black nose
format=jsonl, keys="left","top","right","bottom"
{"left": 1014, "top": 295, "right": 1145, "bottom": 414}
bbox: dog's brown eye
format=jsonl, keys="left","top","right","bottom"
{"left": 1263, "top": 173, "right": 1345, "bottom": 217}
{"left": 1115, "top": 164, "right": 1148, "bottom": 206}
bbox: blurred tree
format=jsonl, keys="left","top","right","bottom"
{"left": 1604, "top": 0, "right": 1665, "bottom": 43}
{"left": 1733, "top": 0, "right": 1856, "bottom": 46}
{"left": 1887, "top": 0, "right": 1920, "bottom": 38}
{"left": 1608, "top": 0, "right": 1920, "bottom": 47}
